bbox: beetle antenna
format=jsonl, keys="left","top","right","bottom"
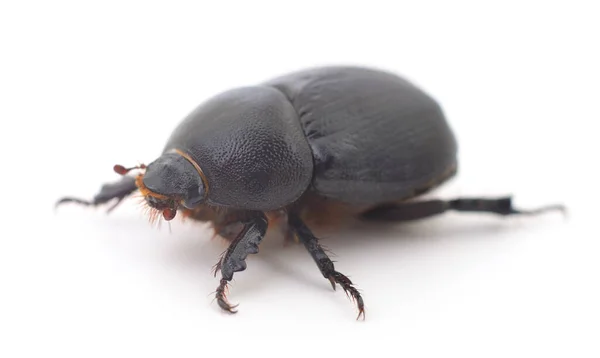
{"left": 114, "top": 164, "right": 147, "bottom": 175}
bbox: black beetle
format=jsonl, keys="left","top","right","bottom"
{"left": 57, "top": 66, "right": 564, "bottom": 319}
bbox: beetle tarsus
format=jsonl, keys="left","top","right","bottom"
{"left": 55, "top": 176, "right": 138, "bottom": 213}
{"left": 55, "top": 197, "right": 93, "bottom": 208}
{"left": 215, "top": 279, "right": 238, "bottom": 314}
{"left": 449, "top": 197, "right": 566, "bottom": 217}
{"left": 288, "top": 214, "right": 366, "bottom": 320}
{"left": 362, "top": 196, "right": 566, "bottom": 222}
{"left": 213, "top": 214, "right": 268, "bottom": 313}
{"left": 504, "top": 203, "right": 567, "bottom": 217}
{"left": 329, "top": 271, "right": 366, "bottom": 320}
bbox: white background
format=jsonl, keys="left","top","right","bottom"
{"left": 1, "top": 1, "right": 598, "bottom": 357}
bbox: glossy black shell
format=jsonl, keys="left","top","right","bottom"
{"left": 163, "top": 66, "right": 458, "bottom": 211}
{"left": 162, "top": 86, "right": 313, "bottom": 211}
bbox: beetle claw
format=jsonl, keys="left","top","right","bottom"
{"left": 356, "top": 302, "right": 366, "bottom": 321}
{"left": 217, "top": 297, "right": 239, "bottom": 314}
{"left": 328, "top": 276, "right": 337, "bottom": 291}
{"left": 516, "top": 204, "right": 568, "bottom": 218}
{"left": 215, "top": 279, "right": 238, "bottom": 314}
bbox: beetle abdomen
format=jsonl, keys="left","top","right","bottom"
{"left": 266, "top": 66, "right": 458, "bottom": 205}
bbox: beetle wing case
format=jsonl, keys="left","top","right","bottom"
{"left": 265, "top": 66, "right": 458, "bottom": 205}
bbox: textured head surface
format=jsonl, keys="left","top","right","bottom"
{"left": 143, "top": 153, "right": 203, "bottom": 197}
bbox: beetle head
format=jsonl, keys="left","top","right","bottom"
{"left": 115, "top": 152, "right": 206, "bottom": 222}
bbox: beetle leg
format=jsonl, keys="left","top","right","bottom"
{"left": 288, "top": 213, "right": 365, "bottom": 320}
{"left": 214, "top": 213, "right": 268, "bottom": 314}
{"left": 211, "top": 221, "right": 245, "bottom": 241}
{"left": 361, "top": 196, "right": 566, "bottom": 221}
{"left": 55, "top": 176, "right": 138, "bottom": 213}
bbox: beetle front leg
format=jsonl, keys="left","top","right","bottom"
{"left": 55, "top": 176, "right": 138, "bottom": 213}
{"left": 213, "top": 213, "right": 268, "bottom": 313}
{"left": 288, "top": 213, "right": 365, "bottom": 320}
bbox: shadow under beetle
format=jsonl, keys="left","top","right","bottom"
{"left": 57, "top": 66, "right": 565, "bottom": 320}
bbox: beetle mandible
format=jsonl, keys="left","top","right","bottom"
{"left": 57, "top": 66, "right": 564, "bottom": 319}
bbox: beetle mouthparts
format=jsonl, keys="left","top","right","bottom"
{"left": 162, "top": 208, "right": 177, "bottom": 221}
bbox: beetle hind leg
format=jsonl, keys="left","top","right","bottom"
{"left": 55, "top": 176, "right": 138, "bottom": 213}
{"left": 288, "top": 213, "right": 365, "bottom": 320}
{"left": 361, "top": 196, "right": 566, "bottom": 222}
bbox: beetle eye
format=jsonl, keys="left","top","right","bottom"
{"left": 162, "top": 208, "right": 176, "bottom": 221}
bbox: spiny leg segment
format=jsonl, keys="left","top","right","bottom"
{"left": 213, "top": 214, "right": 268, "bottom": 313}
{"left": 288, "top": 213, "right": 365, "bottom": 320}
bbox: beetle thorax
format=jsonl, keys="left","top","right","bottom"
{"left": 160, "top": 86, "right": 315, "bottom": 211}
